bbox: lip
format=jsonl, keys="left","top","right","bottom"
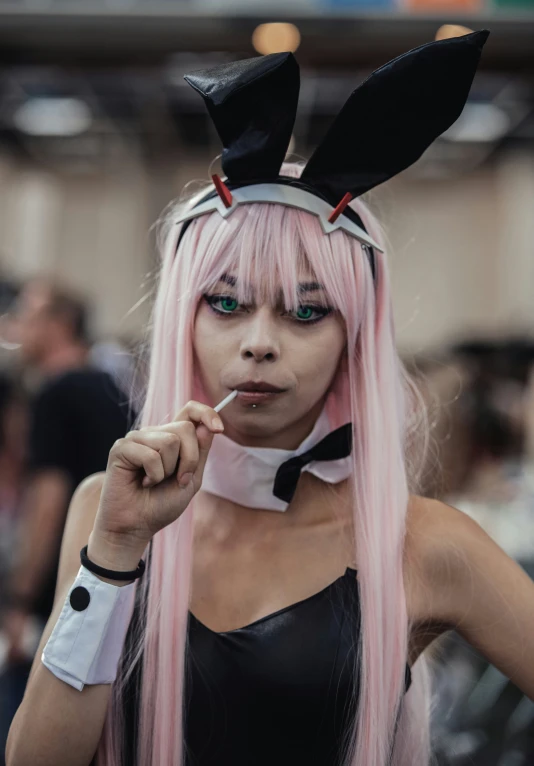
{"left": 235, "top": 391, "right": 284, "bottom": 404}
{"left": 234, "top": 381, "right": 286, "bottom": 393}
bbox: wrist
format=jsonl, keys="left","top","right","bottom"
{"left": 87, "top": 529, "right": 149, "bottom": 587}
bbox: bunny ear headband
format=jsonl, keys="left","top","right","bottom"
{"left": 175, "top": 30, "right": 489, "bottom": 281}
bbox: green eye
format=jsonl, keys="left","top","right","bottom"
{"left": 295, "top": 306, "right": 314, "bottom": 320}
{"left": 220, "top": 297, "right": 238, "bottom": 312}
{"left": 203, "top": 294, "right": 333, "bottom": 324}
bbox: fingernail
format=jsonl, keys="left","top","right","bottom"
{"left": 212, "top": 417, "right": 224, "bottom": 431}
{"left": 179, "top": 472, "right": 193, "bottom": 487}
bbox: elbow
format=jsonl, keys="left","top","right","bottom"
{"left": 5, "top": 715, "right": 28, "bottom": 766}
{"left": 5, "top": 718, "right": 19, "bottom": 766}
{"left": 5, "top": 708, "right": 41, "bottom": 766}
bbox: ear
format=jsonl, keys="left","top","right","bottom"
{"left": 301, "top": 30, "right": 489, "bottom": 203}
{"left": 184, "top": 52, "right": 300, "bottom": 182}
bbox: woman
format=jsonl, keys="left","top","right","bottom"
{"left": 7, "top": 30, "right": 534, "bottom": 766}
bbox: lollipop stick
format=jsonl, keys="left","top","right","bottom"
{"left": 214, "top": 389, "right": 238, "bottom": 413}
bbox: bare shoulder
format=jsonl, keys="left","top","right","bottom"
{"left": 404, "top": 492, "right": 523, "bottom": 578}
{"left": 403, "top": 495, "right": 484, "bottom": 662}
{"left": 405, "top": 494, "right": 534, "bottom": 699}
{"left": 405, "top": 493, "right": 475, "bottom": 567}
{"left": 403, "top": 494, "right": 480, "bottom": 625}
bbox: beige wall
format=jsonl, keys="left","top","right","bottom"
{"left": 0, "top": 150, "right": 532, "bottom": 352}
{"left": 380, "top": 149, "right": 534, "bottom": 352}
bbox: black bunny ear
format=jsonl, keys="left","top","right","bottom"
{"left": 301, "top": 30, "right": 490, "bottom": 202}
{"left": 184, "top": 52, "right": 300, "bottom": 182}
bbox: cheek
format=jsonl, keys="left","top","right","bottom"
{"left": 192, "top": 306, "right": 228, "bottom": 376}
{"left": 291, "top": 324, "right": 346, "bottom": 380}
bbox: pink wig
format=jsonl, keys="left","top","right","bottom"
{"left": 95, "top": 162, "right": 436, "bottom": 766}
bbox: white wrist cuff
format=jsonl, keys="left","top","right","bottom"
{"left": 41, "top": 565, "right": 136, "bottom": 691}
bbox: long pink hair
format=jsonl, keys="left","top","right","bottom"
{"left": 95, "top": 161, "right": 436, "bottom": 766}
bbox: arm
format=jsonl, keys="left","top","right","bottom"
{"left": 7, "top": 380, "right": 74, "bottom": 614}
{"left": 7, "top": 468, "right": 71, "bottom": 608}
{"left": 6, "top": 473, "right": 147, "bottom": 766}
{"left": 426, "top": 500, "right": 534, "bottom": 701}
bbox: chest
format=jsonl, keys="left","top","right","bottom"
{"left": 190, "top": 561, "right": 449, "bottom": 661}
{"left": 190, "top": 508, "right": 358, "bottom": 633}
{"left": 189, "top": 492, "right": 453, "bottom": 661}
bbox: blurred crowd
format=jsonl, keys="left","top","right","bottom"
{"left": 0, "top": 272, "right": 533, "bottom": 765}
{"left": 0, "top": 275, "right": 146, "bottom": 765}
{"left": 408, "top": 340, "right": 534, "bottom": 765}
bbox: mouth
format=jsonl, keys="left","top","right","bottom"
{"left": 234, "top": 382, "right": 286, "bottom": 393}
{"left": 228, "top": 380, "right": 288, "bottom": 407}
{"left": 235, "top": 390, "right": 285, "bottom": 405}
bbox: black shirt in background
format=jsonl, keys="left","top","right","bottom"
{"left": 27, "top": 366, "right": 133, "bottom": 622}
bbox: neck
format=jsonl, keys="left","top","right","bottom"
{"left": 39, "top": 344, "right": 88, "bottom": 376}
{"left": 196, "top": 472, "right": 351, "bottom": 541}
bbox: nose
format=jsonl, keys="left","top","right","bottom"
{"left": 239, "top": 307, "right": 280, "bottom": 363}
{"left": 242, "top": 347, "right": 276, "bottom": 362}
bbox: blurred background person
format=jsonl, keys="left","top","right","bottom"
{"left": 0, "top": 277, "right": 134, "bottom": 765}
{"left": 408, "top": 339, "right": 534, "bottom": 764}
{"left": 413, "top": 339, "right": 534, "bottom": 556}
{"left": 0, "top": 373, "right": 28, "bottom": 766}
{"left": 89, "top": 335, "right": 147, "bottom": 423}
{"left": 0, "top": 373, "right": 28, "bottom": 610}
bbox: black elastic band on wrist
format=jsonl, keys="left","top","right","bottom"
{"left": 80, "top": 545, "right": 146, "bottom": 581}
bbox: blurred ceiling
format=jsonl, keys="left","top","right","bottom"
{"left": 0, "top": 3, "right": 532, "bottom": 176}
{"left": 0, "top": 5, "right": 533, "bottom": 69}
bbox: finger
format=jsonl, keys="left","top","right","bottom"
{"left": 113, "top": 440, "right": 165, "bottom": 485}
{"left": 125, "top": 430, "right": 182, "bottom": 479}
{"left": 193, "top": 424, "right": 216, "bottom": 481}
{"left": 173, "top": 400, "right": 225, "bottom": 433}
{"left": 170, "top": 421, "right": 200, "bottom": 484}
{"left": 130, "top": 423, "right": 200, "bottom": 485}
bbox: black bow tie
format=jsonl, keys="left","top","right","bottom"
{"left": 273, "top": 423, "right": 353, "bottom": 504}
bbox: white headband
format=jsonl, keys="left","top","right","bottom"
{"left": 174, "top": 182, "right": 383, "bottom": 253}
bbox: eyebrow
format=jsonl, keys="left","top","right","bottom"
{"left": 216, "top": 273, "right": 325, "bottom": 294}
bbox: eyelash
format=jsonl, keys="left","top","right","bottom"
{"left": 202, "top": 294, "right": 333, "bottom": 325}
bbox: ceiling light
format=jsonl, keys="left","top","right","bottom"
{"left": 435, "top": 25, "right": 475, "bottom": 41}
{"left": 252, "top": 23, "right": 301, "bottom": 55}
{"left": 13, "top": 97, "right": 92, "bottom": 137}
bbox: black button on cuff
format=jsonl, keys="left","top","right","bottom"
{"left": 70, "top": 586, "right": 91, "bottom": 611}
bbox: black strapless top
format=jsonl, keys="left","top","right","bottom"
{"left": 121, "top": 566, "right": 412, "bottom": 766}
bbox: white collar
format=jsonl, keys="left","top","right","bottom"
{"left": 201, "top": 405, "right": 352, "bottom": 512}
